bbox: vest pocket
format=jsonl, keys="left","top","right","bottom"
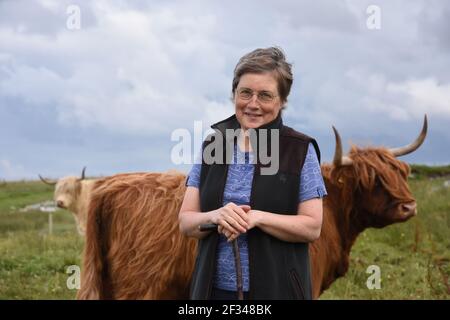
{"left": 289, "top": 269, "right": 306, "bottom": 300}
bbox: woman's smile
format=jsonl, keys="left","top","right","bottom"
{"left": 235, "top": 73, "right": 283, "bottom": 130}
{"left": 243, "top": 112, "right": 262, "bottom": 120}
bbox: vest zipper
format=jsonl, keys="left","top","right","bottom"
{"left": 247, "top": 162, "right": 259, "bottom": 299}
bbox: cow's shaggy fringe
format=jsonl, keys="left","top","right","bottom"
{"left": 333, "top": 146, "right": 411, "bottom": 200}
{"left": 77, "top": 171, "right": 197, "bottom": 299}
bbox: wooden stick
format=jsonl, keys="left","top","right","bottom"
{"left": 232, "top": 239, "right": 244, "bottom": 300}
{"left": 199, "top": 223, "right": 244, "bottom": 300}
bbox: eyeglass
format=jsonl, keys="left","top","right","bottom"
{"left": 236, "top": 87, "right": 278, "bottom": 103}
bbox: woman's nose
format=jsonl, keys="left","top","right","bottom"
{"left": 247, "top": 94, "right": 260, "bottom": 107}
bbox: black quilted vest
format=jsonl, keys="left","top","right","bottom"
{"left": 190, "top": 113, "right": 321, "bottom": 300}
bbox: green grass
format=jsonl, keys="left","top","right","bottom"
{"left": 0, "top": 181, "right": 83, "bottom": 299}
{"left": 0, "top": 230, "right": 83, "bottom": 299}
{"left": 0, "top": 172, "right": 449, "bottom": 299}
{"left": 0, "top": 181, "right": 54, "bottom": 213}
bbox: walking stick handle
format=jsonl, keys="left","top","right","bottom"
{"left": 199, "top": 223, "right": 218, "bottom": 232}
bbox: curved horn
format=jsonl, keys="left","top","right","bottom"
{"left": 389, "top": 114, "right": 428, "bottom": 157}
{"left": 332, "top": 126, "right": 353, "bottom": 166}
{"left": 38, "top": 174, "right": 57, "bottom": 186}
{"left": 80, "top": 166, "right": 86, "bottom": 180}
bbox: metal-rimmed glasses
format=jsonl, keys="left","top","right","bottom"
{"left": 236, "top": 87, "right": 279, "bottom": 103}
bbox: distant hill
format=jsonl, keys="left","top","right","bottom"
{"left": 410, "top": 164, "right": 450, "bottom": 179}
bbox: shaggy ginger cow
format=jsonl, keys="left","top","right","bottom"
{"left": 78, "top": 116, "right": 427, "bottom": 299}
{"left": 78, "top": 171, "right": 196, "bottom": 299}
{"left": 310, "top": 116, "right": 426, "bottom": 296}
{"left": 39, "top": 167, "right": 96, "bottom": 235}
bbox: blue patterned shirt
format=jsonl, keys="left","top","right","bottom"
{"left": 186, "top": 142, "right": 327, "bottom": 292}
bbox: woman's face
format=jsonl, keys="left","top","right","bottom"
{"left": 234, "top": 72, "right": 284, "bottom": 130}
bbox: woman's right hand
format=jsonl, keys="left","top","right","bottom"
{"left": 212, "top": 203, "right": 251, "bottom": 238}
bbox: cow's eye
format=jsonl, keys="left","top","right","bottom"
{"left": 374, "top": 178, "right": 381, "bottom": 188}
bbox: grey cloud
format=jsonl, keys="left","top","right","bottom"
{"left": 417, "top": 0, "right": 450, "bottom": 51}
{"left": 0, "top": 0, "right": 449, "bottom": 180}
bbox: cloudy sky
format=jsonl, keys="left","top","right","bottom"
{"left": 0, "top": 0, "right": 449, "bottom": 180}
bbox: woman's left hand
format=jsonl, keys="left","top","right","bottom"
{"left": 219, "top": 209, "right": 262, "bottom": 242}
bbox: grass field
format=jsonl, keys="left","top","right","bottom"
{"left": 0, "top": 172, "right": 449, "bottom": 300}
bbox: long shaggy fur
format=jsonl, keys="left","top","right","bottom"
{"left": 77, "top": 171, "right": 197, "bottom": 299}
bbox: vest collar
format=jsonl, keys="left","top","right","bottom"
{"left": 210, "top": 112, "right": 283, "bottom": 166}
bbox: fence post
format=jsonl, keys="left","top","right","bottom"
{"left": 49, "top": 212, "right": 53, "bottom": 235}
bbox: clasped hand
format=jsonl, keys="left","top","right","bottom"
{"left": 211, "top": 202, "right": 257, "bottom": 242}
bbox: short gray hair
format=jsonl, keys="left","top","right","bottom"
{"left": 232, "top": 47, "right": 293, "bottom": 105}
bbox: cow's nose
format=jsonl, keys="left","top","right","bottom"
{"left": 401, "top": 202, "right": 417, "bottom": 216}
{"left": 56, "top": 200, "right": 64, "bottom": 208}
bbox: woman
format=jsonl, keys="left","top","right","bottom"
{"left": 178, "top": 47, "right": 327, "bottom": 300}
